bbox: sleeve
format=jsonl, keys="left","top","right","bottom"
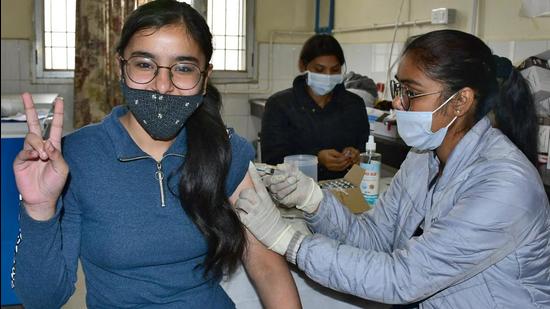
{"left": 13, "top": 175, "right": 81, "bottom": 309}
{"left": 261, "top": 94, "right": 293, "bottom": 165}
{"left": 296, "top": 164, "right": 546, "bottom": 304}
{"left": 305, "top": 166, "right": 406, "bottom": 253}
{"left": 225, "top": 131, "right": 255, "bottom": 196}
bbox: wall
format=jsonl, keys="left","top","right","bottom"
{"left": 2, "top": 0, "right": 549, "bottom": 141}
{"left": 1, "top": 0, "right": 32, "bottom": 39}
{"left": 1, "top": 0, "right": 75, "bottom": 133}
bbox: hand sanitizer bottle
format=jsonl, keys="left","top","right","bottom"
{"left": 360, "top": 135, "right": 382, "bottom": 207}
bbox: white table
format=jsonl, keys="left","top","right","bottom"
{"left": 221, "top": 262, "right": 388, "bottom": 309}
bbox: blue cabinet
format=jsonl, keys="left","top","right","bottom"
{"left": 1, "top": 137, "right": 24, "bottom": 305}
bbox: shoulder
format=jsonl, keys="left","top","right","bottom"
{"left": 338, "top": 89, "right": 367, "bottom": 108}
{"left": 457, "top": 132, "right": 548, "bottom": 219}
{"left": 266, "top": 88, "right": 294, "bottom": 107}
{"left": 62, "top": 122, "right": 107, "bottom": 157}
{"left": 228, "top": 129, "right": 254, "bottom": 159}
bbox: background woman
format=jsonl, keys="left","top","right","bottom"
{"left": 261, "top": 34, "right": 370, "bottom": 180}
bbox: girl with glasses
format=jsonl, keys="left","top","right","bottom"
{"left": 12, "top": 1, "right": 301, "bottom": 308}
{"left": 235, "top": 29, "right": 549, "bottom": 308}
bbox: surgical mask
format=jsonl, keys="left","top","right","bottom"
{"left": 120, "top": 81, "right": 203, "bottom": 141}
{"left": 395, "top": 92, "right": 459, "bottom": 151}
{"left": 306, "top": 71, "right": 343, "bottom": 96}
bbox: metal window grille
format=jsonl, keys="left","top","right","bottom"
{"left": 207, "top": 0, "right": 247, "bottom": 71}
{"left": 43, "top": 0, "right": 76, "bottom": 71}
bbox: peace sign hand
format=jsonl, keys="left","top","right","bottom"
{"left": 13, "top": 93, "right": 69, "bottom": 221}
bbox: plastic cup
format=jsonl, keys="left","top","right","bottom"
{"left": 284, "top": 154, "right": 318, "bottom": 182}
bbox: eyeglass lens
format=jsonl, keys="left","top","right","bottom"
{"left": 390, "top": 80, "right": 409, "bottom": 110}
{"left": 124, "top": 57, "right": 202, "bottom": 90}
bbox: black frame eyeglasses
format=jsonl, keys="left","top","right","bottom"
{"left": 390, "top": 79, "right": 442, "bottom": 111}
{"left": 120, "top": 56, "right": 206, "bottom": 91}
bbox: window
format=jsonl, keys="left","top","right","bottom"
{"left": 33, "top": 0, "right": 256, "bottom": 83}
{"left": 187, "top": 0, "right": 257, "bottom": 82}
{"left": 33, "top": 0, "right": 76, "bottom": 82}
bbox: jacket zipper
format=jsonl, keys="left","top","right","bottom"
{"left": 155, "top": 161, "right": 166, "bottom": 207}
{"left": 119, "top": 154, "right": 184, "bottom": 208}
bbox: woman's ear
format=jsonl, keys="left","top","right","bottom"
{"left": 454, "top": 87, "right": 475, "bottom": 117}
{"left": 203, "top": 63, "right": 213, "bottom": 95}
{"left": 298, "top": 60, "right": 306, "bottom": 72}
{"left": 116, "top": 53, "right": 124, "bottom": 80}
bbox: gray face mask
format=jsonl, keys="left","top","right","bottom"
{"left": 120, "top": 81, "right": 204, "bottom": 140}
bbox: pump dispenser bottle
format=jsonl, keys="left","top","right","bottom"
{"left": 360, "top": 135, "right": 382, "bottom": 206}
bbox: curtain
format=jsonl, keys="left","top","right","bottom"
{"left": 73, "top": 0, "right": 149, "bottom": 128}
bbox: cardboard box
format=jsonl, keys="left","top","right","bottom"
{"left": 319, "top": 164, "right": 370, "bottom": 214}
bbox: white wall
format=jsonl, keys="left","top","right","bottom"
{"left": 1, "top": 39, "right": 75, "bottom": 133}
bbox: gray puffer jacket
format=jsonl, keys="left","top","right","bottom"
{"left": 297, "top": 117, "right": 550, "bottom": 308}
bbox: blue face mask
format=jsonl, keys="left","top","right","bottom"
{"left": 395, "top": 92, "right": 459, "bottom": 151}
{"left": 306, "top": 71, "right": 343, "bottom": 96}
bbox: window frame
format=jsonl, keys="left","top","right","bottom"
{"left": 31, "top": 0, "right": 257, "bottom": 84}
{"left": 32, "top": 0, "right": 74, "bottom": 84}
{"left": 203, "top": 0, "right": 258, "bottom": 84}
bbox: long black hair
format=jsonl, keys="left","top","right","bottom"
{"left": 116, "top": 0, "right": 246, "bottom": 279}
{"left": 402, "top": 29, "right": 538, "bottom": 165}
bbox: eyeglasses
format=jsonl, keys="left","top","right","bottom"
{"left": 390, "top": 79, "right": 442, "bottom": 111}
{"left": 120, "top": 56, "right": 206, "bottom": 90}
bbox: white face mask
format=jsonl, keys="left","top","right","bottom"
{"left": 395, "top": 92, "right": 459, "bottom": 151}
{"left": 306, "top": 71, "right": 343, "bottom": 96}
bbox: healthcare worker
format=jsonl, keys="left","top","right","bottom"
{"left": 11, "top": 1, "right": 300, "bottom": 308}
{"left": 236, "top": 29, "right": 550, "bottom": 308}
{"left": 261, "top": 34, "right": 369, "bottom": 180}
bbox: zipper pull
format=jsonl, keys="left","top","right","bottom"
{"left": 155, "top": 162, "right": 166, "bottom": 207}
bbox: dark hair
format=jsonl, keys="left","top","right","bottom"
{"left": 299, "top": 34, "right": 346, "bottom": 67}
{"left": 402, "top": 30, "right": 538, "bottom": 166}
{"left": 117, "top": 0, "right": 246, "bottom": 279}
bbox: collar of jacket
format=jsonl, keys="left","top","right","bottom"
{"left": 426, "top": 116, "right": 492, "bottom": 190}
{"left": 102, "top": 105, "right": 188, "bottom": 161}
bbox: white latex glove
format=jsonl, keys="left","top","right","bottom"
{"left": 235, "top": 163, "right": 298, "bottom": 255}
{"left": 263, "top": 163, "right": 323, "bottom": 214}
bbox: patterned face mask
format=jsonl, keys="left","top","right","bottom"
{"left": 120, "top": 81, "right": 203, "bottom": 141}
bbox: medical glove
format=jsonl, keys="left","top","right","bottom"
{"left": 263, "top": 163, "right": 323, "bottom": 214}
{"left": 236, "top": 163, "right": 298, "bottom": 255}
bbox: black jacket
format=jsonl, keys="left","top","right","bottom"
{"left": 261, "top": 74, "right": 369, "bottom": 180}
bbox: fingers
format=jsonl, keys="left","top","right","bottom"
{"left": 14, "top": 148, "right": 40, "bottom": 165}
{"left": 23, "top": 132, "right": 48, "bottom": 159}
{"left": 238, "top": 187, "right": 259, "bottom": 205}
{"left": 44, "top": 140, "right": 68, "bottom": 174}
{"left": 248, "top": 162, "right": 271, "bottom": 200}
{"left": 21, "top": 93, "right": 42, "bottom": 137}
{"left": 272, "top": 182, "right": 298, "bottom": 201}
{"left": 48, "top": 97, "right": 64, "bottom": 149}
{"left": 235, "top": 188, "right": 259, "bottom": 223}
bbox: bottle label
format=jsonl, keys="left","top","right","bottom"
{"left": 359, "top": 161, "right": 381, "bottom": 206}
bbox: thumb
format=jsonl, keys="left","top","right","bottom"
{"left": 248, "top": 162, "right": 270, "bottom": 199}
